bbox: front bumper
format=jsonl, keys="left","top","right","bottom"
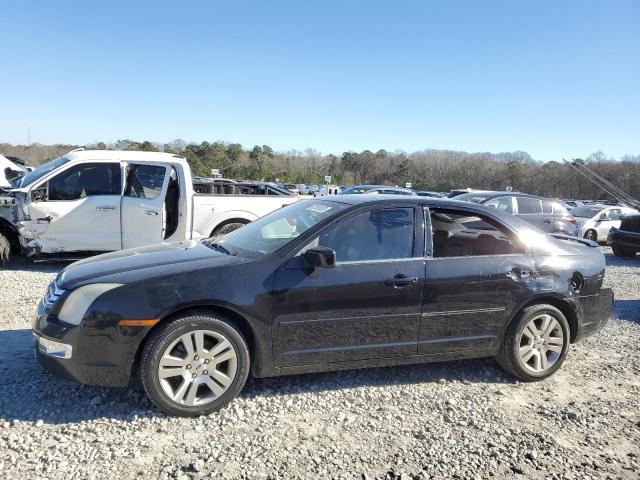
{"left": 572, "top": 287, "right": 614, "bottom": 342}
{"left": 31, "top": 301, "right": 142, "bottom": 387}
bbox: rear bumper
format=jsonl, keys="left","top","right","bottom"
{"left": 573, "top": 288, "right": 614, "bottom": 342}
{"left": 607, "top": 229, "right": 640, "bottom": 249}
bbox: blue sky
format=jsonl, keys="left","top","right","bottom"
{"left": 1, "top": 0, "right": 638, "bottom": 161}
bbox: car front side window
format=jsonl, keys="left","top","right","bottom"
{"left": 313, "top": 208, "right": 415, "bottom": 262}
{"left": 48, "top": 163, "right": 122, "bottom": 201}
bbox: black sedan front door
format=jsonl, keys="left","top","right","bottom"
{"left": 272, "top": 206, "right": 424, "bottom": 367}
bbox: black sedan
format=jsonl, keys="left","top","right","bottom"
{"left": 33, "top": 196, "right": 613, "bottom": 416}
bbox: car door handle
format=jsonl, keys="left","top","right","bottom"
{"left": 543, "top": 219, "right": 552, "bottom": 224}
{"left": 385, "top": 275, "right": 418, "bottom": 288}
{"left": 145, "top": 210, "right": 159, "bottom": 216}
{"left": 96, "top": 206, "right": 116, "bottom": 211}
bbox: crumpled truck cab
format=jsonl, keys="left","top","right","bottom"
{"left": 0, "top": 148, "right": 298, "bottom": 260}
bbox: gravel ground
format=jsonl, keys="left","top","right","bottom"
{"left": 0, "top": 248, "right": 638, "bottom": 480}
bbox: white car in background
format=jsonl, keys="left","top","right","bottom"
{"left": 0, "top": 154, "right": 28, "bottom": 189}
{"left": 573, "top": 204, "right": 639, "bottom": 242}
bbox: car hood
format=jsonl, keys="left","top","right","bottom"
{"left": 57, "top": 240, "right": 244, "bottom": 290}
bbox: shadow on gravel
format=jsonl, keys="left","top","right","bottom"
{"left": 0, "top": 258, "right": 65, "bottom": 274}
{"left": 613, "top": 299, "right": 640, "bottom": 324}
{"left": 0, "top": 328, "right": 512, "bottom": 424}
{"left": 603, "top": 250, "right": 640, "bottom": 267}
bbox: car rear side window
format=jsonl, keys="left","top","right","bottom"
{"left": 430, "top": 209, "right": 523, "bottom": 257}
{"left": 125, "top": 164, "right": 167, "bottom": 199}
{"left": 485, "top": 197, "right": 513, "bottom": 213}
{"left": 318, "top": 208, "right": 415, "bottom": 262}
{"left": 48, "top": 163, "right": 121, "bottom": 201}
{"left": 542, "top": 201, "right": 554, "bottom": 214}
{"left": 516, "top": 197, "right": 543, "bottom": 214}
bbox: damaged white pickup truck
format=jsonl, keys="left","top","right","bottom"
{"left": 0, "top": 149, "right": 298, "bottom": 260}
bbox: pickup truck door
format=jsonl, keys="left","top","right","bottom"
{"left": 26, "top": 162, "right": 123, "bottom": 252}
{"left": 121, "top": 163, "right": 170, "bottom": 249}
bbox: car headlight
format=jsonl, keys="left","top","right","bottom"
{"left": 58, "top": 283, "right": 122, "bottom": 326}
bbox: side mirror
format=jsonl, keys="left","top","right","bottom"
{"left": 303, "top": 246, "right": 336, "bottom": 269}
{"left": 31, "top": 187, "right": 46, "bottom": 202}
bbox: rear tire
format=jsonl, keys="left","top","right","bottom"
{"left": 583, "top": 229, "right": 598, "bottom": 242}
{"left": 496, "top": 304, "right": 570, "bottom": 382}
{"left": 612, "top": 245, "right": 637, "bottom": 257}
{"left": 212, "top": 221, "right": 249, "bottom": 237}
{"left": 140, "top": 311, "right": 250, "bottom": 416}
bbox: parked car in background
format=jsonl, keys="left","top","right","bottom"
{"left": 0, "top": 154, "right": 28, "bottom": 189}
{"left": 447, "top": 188, "right": 488, "bottom": 198}
{"left": 314, "top": 185, "right": 341, "bottom": 197}
{"left": 454, "top": 192, "right": 578, "bottom": 236}
{"left": 416, "top": 191, "right": 445, "bottom": 197}
{"left": 560, "top": 199, "right": 585, "bottom": 210}
{"left": 608, "top": 214, "right": 640, "bottom": 257}
{"left": 339, "top": 185, "right": 416, "bottom": 196}
{"left": 0, "top": 149, "right": 298, "bottom": 259}
{"left": 33, "top": 195, "right": 613, "bottom": 416}
{"left": 572, "top": 205, "right": 639, "bottom": 242}
{"left": 283, "top": 184, "right": 300, "bottom": 195}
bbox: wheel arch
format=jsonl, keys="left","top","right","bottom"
{"left": 132, "top": 303, "right": 261, "bottom": 380}
{"left": 210, "top": 217, "right": 251, "bottom": 237}
{"left": 505, "top": 294, "right": 580, "bottom": 343}
{"left": 583, "top": 228, "right": 598, "bottom": 241}
{"left": 0, "top": 217, "right": 21, "bottom": 253}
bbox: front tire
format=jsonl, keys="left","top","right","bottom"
{"left": 612, "top": 245, "right": 637, "bottom": 257}
{"left": 140, "top": 311, "right": 250, "bottom": 416}
{"left": 496, "top": 304, "right": 570, "bottom": 381}
{"left": 0, "top": 232, "right": 11, "bottom": 262}
{"left": 583, "top": 229, "right": 598, "bottom": 242}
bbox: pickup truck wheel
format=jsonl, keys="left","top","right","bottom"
{"left": 0, "top": 233, "right": 10, "bottom": 262}
{"left": 212, "top": 221, "right": 248, "bottom": 236}
{"left": 612, "top": 245, "right": 637, "bottom": 257}
{"left": 496, "top": 304, "right": 570, "bottom": 382}
{"left": 583, "top": 229, "right": 598, "bottom": 242}
{"left": 140, "top": 312, "right": 250, "bottom": 417}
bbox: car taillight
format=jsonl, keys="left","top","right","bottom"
{"left": 566, "top": 218, "right": 577, "bottom": 224}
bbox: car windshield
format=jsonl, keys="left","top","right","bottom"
{"left": 212, "top": 200, "right": 347, "bottom": 256}
{"left": 571, "top": 206, "right": 604, "bottom": 218}
{"left": 17, "top": 156, "right": 70, "bottom": 188}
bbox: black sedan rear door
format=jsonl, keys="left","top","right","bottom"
{"left": 420, "top": 207, "right": 536, "bottom": 355}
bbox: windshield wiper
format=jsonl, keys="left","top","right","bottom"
{"left": 203, "top": 240, "right": 237, "bottom": 256}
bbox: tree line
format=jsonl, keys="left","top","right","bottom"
{"left": 2, "top": 140, "right": 639, "bottom": 201}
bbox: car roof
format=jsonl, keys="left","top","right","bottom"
{"left": 465, "top": 191, "right": 556, "bottom": 201}
{"left": 63, "top": 149, "right": 189, "bottom": 166}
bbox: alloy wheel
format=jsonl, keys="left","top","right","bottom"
{"left": 157, "top": 329, "right": 238, "bottom": 406}
{"left": 518, "top": 314, "right": 564, "bottom": 373}
{"left": 584, "top": 230, "right": 597, "bottom": 241}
